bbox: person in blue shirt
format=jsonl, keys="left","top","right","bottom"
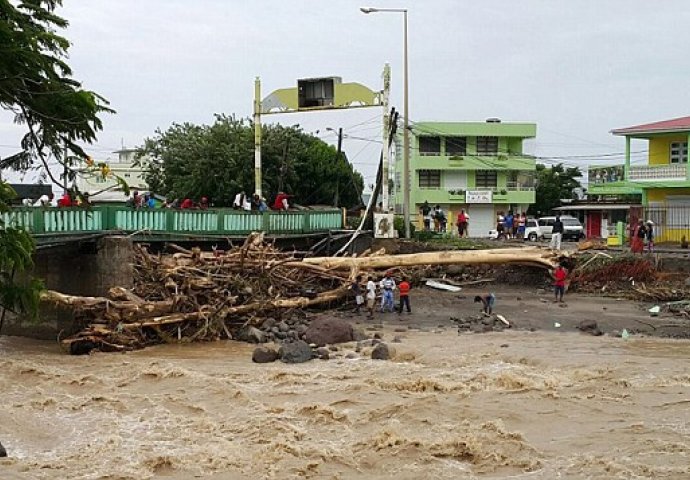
{"left": 504, "top": 212, "right": 514, "bottom": 239}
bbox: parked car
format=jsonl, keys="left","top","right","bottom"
{"left": 536, "top": 215, "right": 585, "bottom": 241}
{"left": 524, "top": 218, "right": 541, "bottom": 242}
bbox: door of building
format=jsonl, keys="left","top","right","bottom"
{"left": 467, "top": 204, "right": 495, "bottom": 238}
{"left": 586, "top": 212, "right": 602, "bottom": 238}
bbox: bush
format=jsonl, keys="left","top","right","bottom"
{"left": 394, "top": 216, "right": 416, "bottom": 238}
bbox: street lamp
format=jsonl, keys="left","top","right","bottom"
{"left": 360, "top": 6, "right": 411, "bottom": 238}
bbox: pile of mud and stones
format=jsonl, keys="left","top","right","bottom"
{"left": 239, "top": 315, "right": 399, "bottom": 364}
{"left": 452, "top": 313, "right": 512, "bottom": 334}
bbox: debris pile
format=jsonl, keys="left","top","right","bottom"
{"left": 569, "top": 253, "right": 690, "bottom": 301}
{"left": 41, "top": 238, "right": 561, "bottom": 354}
{"left": 45, "top": 233, "right": 350, "bottom": 353}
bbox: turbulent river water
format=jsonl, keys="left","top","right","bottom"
{"left": 0, "top": 330, "right": 689, "bottom": 479}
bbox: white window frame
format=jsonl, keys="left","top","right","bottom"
{"left": 670, "top": 141, "right": 688, "bottom": 164}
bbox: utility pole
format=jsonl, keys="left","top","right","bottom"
{"left": 381, "top": 64, "right": 391, "bottom": 211}
{"left": 254, "top": 77, "right": 262, "bottom": 198}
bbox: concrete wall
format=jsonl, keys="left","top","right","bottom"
{"left": 2, "top": 236, "right": 134, "bottom": 340}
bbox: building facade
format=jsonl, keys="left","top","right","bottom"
{"left": 588, "top": 116, "right": 690, "bottom": 242}
{"left": 393, "top": 120, "right": 537, "bottom": 237}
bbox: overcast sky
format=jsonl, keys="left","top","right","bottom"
{"left": 3, "top": 0, "right": 690, "bottom": 187}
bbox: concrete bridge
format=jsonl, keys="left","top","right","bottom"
{"left": 2, "top": 205, "right": 345, "bottom": 245}
{"left": 1, "top": 205, "right": 358, "bottom": 340}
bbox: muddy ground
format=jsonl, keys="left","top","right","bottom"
{"left": 336, "top": 284, "right": 690, "bottom": 340}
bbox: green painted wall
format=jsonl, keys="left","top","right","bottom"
{"left": 395, "top": 121, "right": 537, "bottom": 212}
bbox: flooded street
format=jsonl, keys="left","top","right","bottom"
{"left": 1, "top": 330, "right": 689, "bottom": 479}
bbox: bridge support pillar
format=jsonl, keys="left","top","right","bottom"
{"left": 1, "top": 235, "right": 134, "bottom": 340}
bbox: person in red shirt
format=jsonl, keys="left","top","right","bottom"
{"left": 180, "top": 198, "right": 194, "bottom": 209}
{"left": 57, "top": 192, "right": 72, "bottom": 208}
{"left": 397, "top": 276, "right": 411, "bottom": 314}
{"left": 553, "top": 264, "right": 568, "bottom": 303}
{"left": 273, "top": 192, "right": 290, "bottom": 211}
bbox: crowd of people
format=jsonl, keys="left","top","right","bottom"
{"left": 351, "top": 262, "right": 570, "bottom": 320}
{"left": 351, "top": 271, "right": 412, "bottom": 319}
{"left": 419, "top": 201, "right": 448, "bottom": 233}
{"left": 124, "top": 190, "right": 292, "bottom": 212}
{"left": 495, "top": 211, "right": 528, "bottom": 239}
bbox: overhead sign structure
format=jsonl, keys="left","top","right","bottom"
{"left": 466, "top": 190, "right": 493, "bottom": 204}
{"left": 253, "top": 68, "right": 389, "bottom": 200}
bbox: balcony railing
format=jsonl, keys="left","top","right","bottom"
{"left": 629, "top": 164, "right": 687, "bottom": 182}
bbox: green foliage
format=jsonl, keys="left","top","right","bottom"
{"left": 137, "top": 115, "right": 364, "bottom": 208}
{"left": 413, "top": 229, "right": 437, "bottom": 242}
{"left": 0, "top": 183, "right": 42, "bottom": 321}
{"left": 528, "top": 163, "right": 583, "bottom": 216}
{"left": 0, "top": 1, "right": 111, "bottom": 325}
{"left": 394, "top": 216, "right": 416, "bottom": 238}
{"left": 0, "top": 0, "right": 113, "bottom": 181}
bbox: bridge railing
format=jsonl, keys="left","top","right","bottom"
{"left": 1, "top": 206, "right": 344, "bottom": 236}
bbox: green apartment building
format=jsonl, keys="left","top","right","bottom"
{"left": 394, "top": 120, "right": 537, "bottom": 236}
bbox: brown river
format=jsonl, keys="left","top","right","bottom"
{"left": 1, "top": 330, "right": 688, "bottom": 479}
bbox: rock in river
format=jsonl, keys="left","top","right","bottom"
{"left": 252, "top": 346, "right": 279, "bottom": 363}
{"left": 304, "top": 317, "right": 354, "bottom": 346}
{"left": 371, "top": 342, "right": 396, "bottom": 361}
{"left": 279, "top": 340, "right": 313, "bottom": 364}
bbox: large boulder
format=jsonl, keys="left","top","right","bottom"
{"left": 371, "top": 342, "right": 396, "bottom": 360}
{"left": 252, "top": 346, "right": 279, "bottom": 363}
{"left": 279, "top": 340, "right": 313, "bottom": 364}
{"left": 304, "top": 317, "right": 354, "bottom": 346}
{"left": 0, "top": 440, "right": 6, "bottom": 457}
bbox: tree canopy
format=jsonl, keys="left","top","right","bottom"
{"left": 0, "top": 0, "right": 113, "bottom": 185}
{"left": 0, "top": 1, "right": 112, "bottom": 327}
{"left": 138, "top": 115, "right": 364, "bottom": 208}
{"left": 528, "top": 163, "right": 583, "bottom": 216}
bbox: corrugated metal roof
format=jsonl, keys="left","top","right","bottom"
{"left": 612, "top": 116, "right": 690, "bottom": 136}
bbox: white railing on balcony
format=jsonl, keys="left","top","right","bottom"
{"left": 628, "top": 164, "right": 687, "bottom": 182}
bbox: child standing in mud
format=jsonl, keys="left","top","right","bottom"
{"left": 553, "top": 264, "right": 568, "bottom": 303}
{"left": 474, "top": 293, "right": 496, "bottom": 314}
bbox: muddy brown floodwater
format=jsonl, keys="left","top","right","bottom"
{"left": 1, "top": 327, "right": 689, "bottom": 480}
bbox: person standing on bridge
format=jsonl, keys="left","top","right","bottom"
{"left": 273, "top": 192, "right": 291, "bottom": 211}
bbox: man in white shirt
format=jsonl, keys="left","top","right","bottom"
{"left": 366, "top": 276, "right": 377, "bottom": 319}
{"left": 379, "top": 271, "right": 396, "bottom": 313}
{"left": 34, "top": 194, "right": 52, "bottom": 207}
{"left": 233, "top": 191, "right": 245, "bottom": 209}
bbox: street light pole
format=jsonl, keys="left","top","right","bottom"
{"left": 360, "top": 7, "right": 411, "bottom": 238}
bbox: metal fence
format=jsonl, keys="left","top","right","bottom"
{"left": 1, "top": 206, "right": 344, "bottom": 237}
{"left": 643, "top": 205, "right": 690, "bottom": 243}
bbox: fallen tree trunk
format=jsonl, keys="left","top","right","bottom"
{"left": 301, "top": 247, "right": 560, "bottom": 270}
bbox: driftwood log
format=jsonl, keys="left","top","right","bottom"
{"left": 42, "top": 234, "right": 561, "bottom": 353}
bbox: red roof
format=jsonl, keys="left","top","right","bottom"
{"left": 612, "top": 116, "right": 690, "bottom": 136}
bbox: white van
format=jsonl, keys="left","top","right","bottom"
{"left": 536, "top": 216, "right": 585, "bottom": 241}
{"left": 524, "top": 218, "right": 541, "bottom": 242}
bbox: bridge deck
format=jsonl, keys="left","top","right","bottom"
{"left": 2, "top": 206, "right": 344, "bottom": 240}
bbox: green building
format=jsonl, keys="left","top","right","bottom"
{"left": 393, "top": 119, "right": 537, "bottom": 236}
